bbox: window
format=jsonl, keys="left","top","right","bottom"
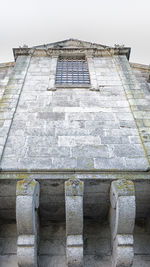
{"left": 55, "top": 56, "right": 90, "bottom": 86}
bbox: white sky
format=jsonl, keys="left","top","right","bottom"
{"left": 0, "top": 0, "right": 150, "bottom": 64}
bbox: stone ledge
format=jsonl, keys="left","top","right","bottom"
{"left": 0, "top": 170, "right": 150, "bottom": 181}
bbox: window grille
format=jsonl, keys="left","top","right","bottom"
{"left": 55, "top": 57, "right": 90, "bottom": 85}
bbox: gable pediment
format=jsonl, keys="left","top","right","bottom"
{"left": 13, "top": 38, "right": 131, "bottom": 60}
{"left": 33, "top": 38, "right": 109, "bottom": 50}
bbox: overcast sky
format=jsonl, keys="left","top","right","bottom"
{"left": 0, "top": 0, "right": 149, "bottom": 64}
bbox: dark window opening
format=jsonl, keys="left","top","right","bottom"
{"left": 55, "top": 56, "right": 90, "bottom": 85}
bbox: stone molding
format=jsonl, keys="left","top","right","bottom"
{"left": 65, "top": 178, "right": 84, "bottom": 267}
{"left": 130, "top": 62, "right": 150, "bottom": 72}
{"left": 110, "top": 179, "right": 136, "bottom": 267}
{"left": 1, "top": 171, "right": 150, "bottom": 180}
{"left": 13, "top": 47, "right": 130, "bottom": 61}
{"left": 16, "top": 178, "right": 40, "bottom": 267}
{"left": 47, "top": 54, "right": 98, "bottom": 91}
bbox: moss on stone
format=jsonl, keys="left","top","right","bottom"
{"left": 114, "top": 179, "right": 134, "bottom": 192}
{"left": 17, "top": 173, "right": 30, "bottom": 180}
{"left": 17, "top": 178, "right": 36, "bottom": 195}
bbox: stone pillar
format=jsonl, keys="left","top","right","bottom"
{"left": 65, "top": 178, "right": 84, "bottom": 267}
{"left": 16, "top": 178, "right": 40, "bottom": 267}
{"left": 110, "top": 179, "right": 136, "bottom": 267}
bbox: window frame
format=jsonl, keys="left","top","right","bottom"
{"left": 55, "top": 55, "right": 91, "bottom": 88}
{"left": 47, "top": 53, "right": 99, "bottom": 91}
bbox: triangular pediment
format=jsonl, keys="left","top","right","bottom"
{"left": 13, "top": 39, "right": 131, "bottom": 60}
{"left": 33, "top": 38, "right": 110, "bottom": 50}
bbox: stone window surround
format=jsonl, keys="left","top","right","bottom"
{"left": 13, "top": 46, "right": 130, "bottom": 91}
{"left": 47, "top": 52, "right": 99, "bottom": 91}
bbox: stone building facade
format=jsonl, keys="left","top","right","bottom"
{"left": 0, "top": 39, "right": 150, "bottom": 266}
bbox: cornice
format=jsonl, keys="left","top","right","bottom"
{"left": 0, "top": 62, "right": 14, "bottom": 68}
{"left": 130, "top": 62, "right": 150, "bottom": 83}
{"left": 0, "top": 170, "right": 150, "bottom": 181}
{"left": 130, "top": 62, "right": 150, "bottom": 72}
{"left": 13, "top": 47, "right": 131, "bottom": 61}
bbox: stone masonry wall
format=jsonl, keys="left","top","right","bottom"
{"left": 115, "top": 57, "right": 150, "bottom": 165}
{"left": 131, "top": 64, "right": 150, "bottom": 161}
{"left": 0, "top": 55, "right": 149, "bottom": 171}
{"left": 0, "top": 44, "right": 150, "bottom": 267}
{"left": 0, "top": 63, "right": 14, "bottom": 159}
{"left": 0, "top": 63, "right": 14, "bottom": 100}
{"left": 0, "top": 56, "right": 31, "bottom": 162}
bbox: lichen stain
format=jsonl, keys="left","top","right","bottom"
{"left": 17, "top": 173, "right": 30, "bottom": 180}
{"left": 115, "top": 180, "right": 134, "bottom": 192}
{"left": 17, "top": 178, "right": 36, "bottom": 194}
{"left": 66, "top": 181, "right": 71, "bottom": 187}
{"left": 79, "top": 181, "right": 83, "bottom": 193}
{"left": 0, "top": 98, "right": 9, "bottom": 110}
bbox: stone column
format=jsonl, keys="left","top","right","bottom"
{"left": 110, "top": 179, "right": 136, "bottom": 267}
{"left": 65, "top": 178, "right": 84, "bottom": 267}
{"left": 16, "top": 178, "right": 40, "bottom": 267}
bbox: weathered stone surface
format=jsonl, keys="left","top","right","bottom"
{"left": 16, "top": 178, "right": 40, "bottom": 267}
{"left": 116, "top": 56, "right": 150, "bottom": 165}
{"left": 110, "top": 179, "right": 136, "bottom": 267}
{"left": 0, "top": 40, "right": 150, "bottom": 266}
{"left": 0, "top": 56, "right": 31, "bottom": 162}
{"left": 0, "top": 54, "right": 149, "bottom": 171}
{"left": 1, "top": 220, "right": 150, "bottom": 267}
{"left": 65, "top": 178, "right": 84, "bottom": 266}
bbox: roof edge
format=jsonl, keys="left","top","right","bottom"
{"left": 13, "top": 46, "right": 131, "bottom": 61}
{"left": 0, "top": 62, "right": 14, "bottom": 68}
{"left": 130, "top": 62, "right": 150, "bottom": 72}
{"left": 32, "top": 38, "right": 109, "bottom": 49}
